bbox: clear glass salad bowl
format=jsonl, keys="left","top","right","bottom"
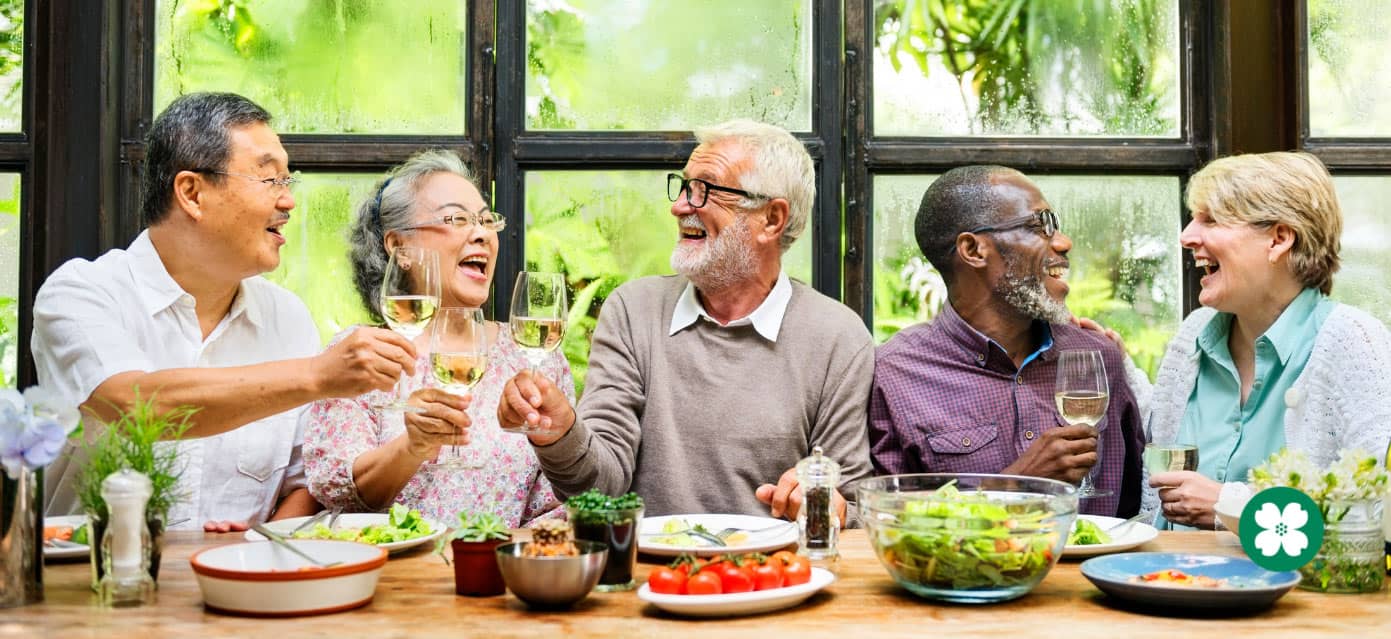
{"left": 856, "top": 473, "right": 1078, "bottom": 604}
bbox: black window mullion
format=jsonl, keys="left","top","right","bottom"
{"left": 493, "top": 0, "right": 526, "bottom": 322}
{"left": 811, "top": 0, "right": 843, "bottom": 303}
{"left": 843, "top": 0, "right": 872, "bottom": 325}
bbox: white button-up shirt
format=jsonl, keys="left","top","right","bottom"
{"left": 668, "top": 271, "right": 793, "bottom": 342}
{"left": 32, "top": 231, "right": 321, "bottom": 529}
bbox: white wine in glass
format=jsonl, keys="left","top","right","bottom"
{"left": 1054, "top": 349, "right": 1111, "bottom": 498}
{"left": 1143, "top": 444, "right": 1199, "bottom": 474}
{"left": 506, "top": 271, "right": 568, "bottom": 434}
{"left": 374, "top": 246, "right": 442, "bottom": 412}
{"left": 430, "top": 307, "right": 489, "bottom": 469}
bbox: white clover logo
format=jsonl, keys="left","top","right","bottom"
{"left": 1252, "top": 502, "right": 1309, "bottom": 557}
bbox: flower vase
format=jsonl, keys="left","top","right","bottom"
{"left": 1300, "top": 499, "right": 1385, "bottom": 593}
{"left": 88, "top": 513, "right": 165, "bottom": 591}
{"left": 0, "top": 469, "right": 43, "bottom": 607}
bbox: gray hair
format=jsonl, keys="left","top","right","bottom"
{"left": 348, "top": 149, "right": 477, "bottom": 323}
{"left": 693, "top": 120, "right": 815, "bottom": 252}
{"left": 915, "top": 165, "right": 1025, "bottom": 281}
{"left": 141, "top": 92, "right": 272, "bottom": 227}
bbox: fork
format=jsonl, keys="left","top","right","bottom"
{"left": 251, "top": 523, "right": 343, "bottom": 568}
{"left": 1105, "top": 511, "right": 1153, "bottom": 533}
{"left": 290, "top": 507, "right": 338, "bottom": 535}
{"left": 714, "top": 521, "right": 796, "bottom": 539}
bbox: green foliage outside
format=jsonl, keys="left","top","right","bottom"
{"left": 0, "top": 175, "right": 18, "bottom": 387}
{"left": 0, "top": 0, "right": 21, "bottom": 131}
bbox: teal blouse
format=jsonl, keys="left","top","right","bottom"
{"left": 1177, "top": 288, "right": 1337, "bottom": 485}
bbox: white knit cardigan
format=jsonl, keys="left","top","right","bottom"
{"left": 1135, "top": 303, "right": 1391, "bottom": 516}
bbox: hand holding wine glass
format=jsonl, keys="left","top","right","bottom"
{"left": 1054, "top": 349, "right": 1111, "bottom": 498}
{"left": 375, "top": 246, "right": 442, "bottom": 412}
{"left": 505, "top": 271, "right": 567, "bottom": 434}
{"left": 428, "top": 307, "right": 489, "bottom": 469}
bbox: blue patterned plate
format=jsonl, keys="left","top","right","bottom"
{"left": 1080, "top": 552, "right": 1300, "bottom": 611}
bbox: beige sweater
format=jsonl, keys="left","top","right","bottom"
{"left": 533, "top": 275, "right": 875, "bottom": 517}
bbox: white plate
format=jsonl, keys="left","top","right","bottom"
{"left": 43, "top": 515, "right": 89, "bottom": 560}
{"left": 1062, "top": 514, "right": 1159, "bottom": 558}
{"left": 639, "top": 514, "right": 799, "bottom": 557}
{"left": 637, "top": 567, "right": 834, "bottom": 617}
{"left": 244, "top": 513, "right": 444, "bottom": 555}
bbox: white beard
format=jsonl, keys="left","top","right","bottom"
{"left": 670, "top": 215, "right": 758, "bottom": 292}
{"left": 995, "top": 252, "right": 1071, "bottom": 324}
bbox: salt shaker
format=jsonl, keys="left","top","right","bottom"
{"left": 795, "top": 446, "right": 840, "bottom": 561}
{"left": 99, "top": 469, "right": 156, "bottom": 607}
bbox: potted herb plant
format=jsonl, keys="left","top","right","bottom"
{"left": 437, "top": 511, "right": 511, "bottom": 596}
{"left": 564, "top": 489, "right": 644, "bottom": 591}
{"left": 75, "top": 396, "right": 193, "bottom": 590}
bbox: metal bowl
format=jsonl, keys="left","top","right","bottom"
{"left": 494, "top": 540, "right": 608, "bottom": 608}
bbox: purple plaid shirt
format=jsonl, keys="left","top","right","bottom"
{"left": 868, "top": 304, "right": 1144, "bottom": 517}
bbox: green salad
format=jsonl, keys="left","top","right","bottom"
{"left": 292, "top": 504, "right": 433, "bottom": 544}
{"left": 1067, "top": 518, "right": 1112, "bottom": 546}
{"left": 875, "top": 482, "right": 1060, "bottom": 590}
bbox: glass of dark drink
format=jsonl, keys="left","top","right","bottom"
{"left": 565, "top": 491, "right": 643, "bottom": 592}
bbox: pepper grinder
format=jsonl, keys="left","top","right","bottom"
{"left": 99, "top": 469, "right": 156, "bottom": 607}
{"left": 795, "top": 446, "right": 840, "bottom": 562}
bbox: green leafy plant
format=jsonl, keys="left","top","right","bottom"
{"left": 439, "top": 510, "right": 509, "bottom": 546}
{"left": 75, "top": 394, "right": 195, "bottom": 522}
{"left": 564, "top": 488, "right": 644, "bottom": 525}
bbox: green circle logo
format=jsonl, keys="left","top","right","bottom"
{"left": 1238, "top": 486, "right": 1324, "bottom": 572}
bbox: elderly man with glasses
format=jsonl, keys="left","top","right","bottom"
{"left": 868, "top": 165, "right": 1145, "bottom": 517}
{"left": 499, "top": 120, "right": 874, "bottom": 525}
{"left": 32, "top": 92, "right": 417, "bottom": 531}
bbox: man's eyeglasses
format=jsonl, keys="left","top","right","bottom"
{"left": 667, "top": 173, "right": 769, "bottom": 209}
{"left": 967, "top": 209, "right": 1060, "bottom": 238}
{"left": 192, "top": 169, "right": 301, "bottom": 193}
{"left": 403, "top": 210, "right": 507, "bottom": 233}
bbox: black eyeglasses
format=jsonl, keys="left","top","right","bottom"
{"left": 667, "top": 173, "right": 769, "bottom": 209}
{"left": 968, "top": 209, "right": 1060, "bottom": 238}
{"left": 192, "top": 168, "right": 301, "bottom": 192}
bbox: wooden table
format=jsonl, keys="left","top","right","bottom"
{"left": 10, "top": 530, "right": 1390, "bottom": 637}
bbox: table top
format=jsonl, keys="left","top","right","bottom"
{"left": 13, "top": 530, "right": 1391, "bottom": 638}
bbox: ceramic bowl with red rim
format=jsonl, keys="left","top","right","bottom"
{"left": 189, "top": 539, "right": 388, "bottom": 617}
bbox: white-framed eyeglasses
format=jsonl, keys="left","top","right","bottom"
{"left": 192, "top": 168, "right": 301, "bottom": 192}
{"left": 403, "top": 209, "right": 507, "bottom": 233}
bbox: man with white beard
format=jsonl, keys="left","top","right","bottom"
{"left": 498, "top": 120, "right": 873, "bottom": 523}
{"left": 868, "top": 165, "right": 1145, "bottom": 517}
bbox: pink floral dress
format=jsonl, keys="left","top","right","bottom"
{"left": 303, "top": 323, "right": 575, "bottom": 527}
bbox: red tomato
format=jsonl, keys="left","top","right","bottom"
{"left": 770, "top": 550, "right": 799, "bottom": 567}
{"left": 782, "top": 556, "right": 812, "bottom": 586}
{"left": 750, "top": 559, "right": 784, "bottom": 591}
{"left": 686, "top": 570, "right": 723, "bottom": 595}
{"left": 648, "top": 566, "right": 686, "bottom": 595}
{"left": 718, "top": 563, "right": 755, "bottom": 593}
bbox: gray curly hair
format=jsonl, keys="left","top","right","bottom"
{"left": 348, "top": 149, "right": 477, "bottom": 323}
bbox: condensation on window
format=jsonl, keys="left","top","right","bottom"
{"left": 1307, "top": 0, "right": 1391, "bottom": 137}
{"left": 1330, "top": 176, "right": 1391, "bottom": 322}
{"left": 525, "top": 1, "right": 813, "bottom": 131}
{"left": 155, "top": 0, "right": 467, "bottom": 134}
{"left": 525, "top": 170, "right": 812, "bottom": 390}
{"left": 873, "top": 174, "right": 1180, "bottom": 380}
{"left": 0, "top": 173, "right": 20, "bottom": 384}
{"left": 872, "top": 0, "right": 1181, "bottom": 137}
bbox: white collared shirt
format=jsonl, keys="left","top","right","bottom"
{"left": 668, "top": 271, "right": 793, "bottom": 342}
{"left": 32, "top": 231, "right": 321, "bottom": 529}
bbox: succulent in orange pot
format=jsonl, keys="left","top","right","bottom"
{"left": 437, "top": 511, "right": 510, "bottom": 596}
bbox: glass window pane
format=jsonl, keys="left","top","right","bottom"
{"left": 155, "top": 1, "right": 467, "bottom": 135}
{"left": 872, "top": 0, "right": 1181, "bottom": 137}
{"left": 1331, "top": 176, "right": 1391, "bottom": 321}
{"left": 262, "top": 173, "right": 374, "bottom": 342}
{"left": 525, "top": 1, "right": 813, "bottom": 131}
{"left": 0, "top": 2, "right": 20, "bottom": 132}
{"left": 1307, "top": 0, "right": 1391, "bottom": 137}
{"left": 873, "top": 174, "right": 1181, "bottom": 380}
{"left": 525, "top": 171, "right": 812, "bottom": 389}
{"left": 0, "top": 173, "right": 18, "bottom": 385}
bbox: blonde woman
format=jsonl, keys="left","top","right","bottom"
{"left": 1145, "top": 151, "right": 1391, "bottom": 528}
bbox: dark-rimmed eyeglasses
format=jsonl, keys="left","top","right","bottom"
{"left": 667, "top": 173, "right": 769, "bottom": 209}
{"left": 968, "top": 209, "right": 1060, "bottom": 238}
{"left": 192, "top": 168, "right": 301, "bottom": 192}
{"left": 401, "top": 209, "right": 507, "bottom": 233}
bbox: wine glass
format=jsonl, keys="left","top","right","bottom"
{"left": 505, "top": 271, "right": 567, "bottom": 434}
{"left": 428, "top": 307, "right": 489, "bottom": 469}
{"left": 1143, "top": 443, "right": 1199, "bottom": 475}
{"left": 1054, "top": 349, "right": 1111, "bottom": 498}
{"left": 375, "top": 246, "right": 441, "bottom": 413}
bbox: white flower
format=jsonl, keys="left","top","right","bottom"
{"left": 0, "top": 386, "right": 80, "bottom": 479}
{"left": 1252, "top": 502, "right": 1310, "bottom": 558}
